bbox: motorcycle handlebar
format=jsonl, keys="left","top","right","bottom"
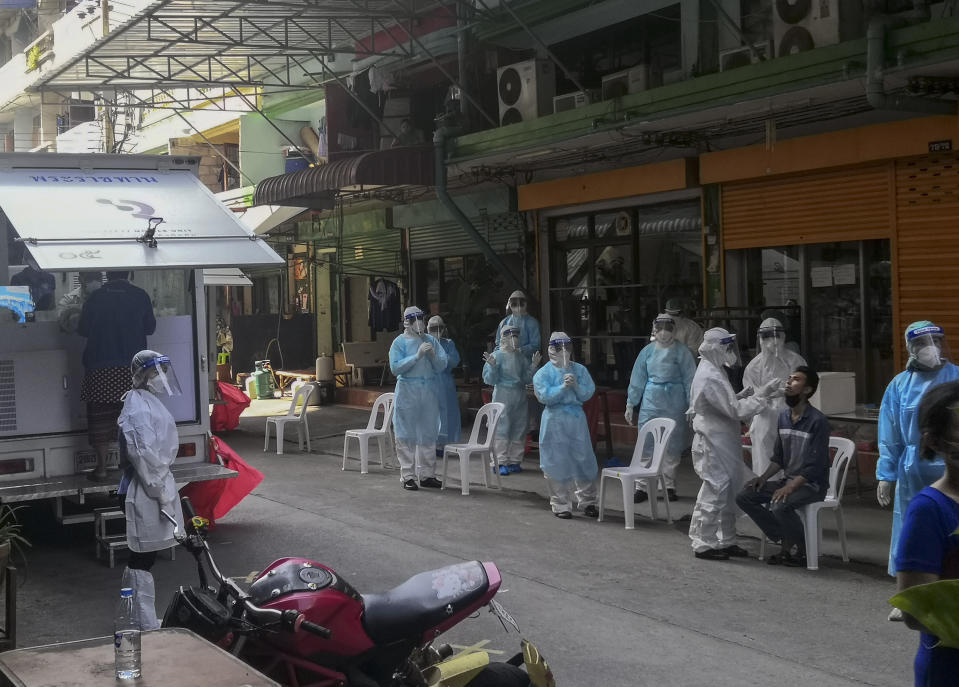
{"left": 243, "top": 603, "right": 332, "bottom": 639}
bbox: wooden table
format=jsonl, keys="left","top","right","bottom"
{"left": 0, "top": 627, "right": 279, "bottom": 687}
{"left": 273, "top": 368, "right": 316, "bottom": 391}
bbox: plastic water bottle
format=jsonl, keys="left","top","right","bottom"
{"left": 114, "top": 587, "right": 142, "bottom": 680}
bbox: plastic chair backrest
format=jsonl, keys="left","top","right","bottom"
{"left": 367, "top": 393, "right": 395, "bottom": 431}
{"left": 628, "top": 417, "right": 676, "bottom": 472}
{"left": 826, "top": 436, "right": 855, "bottom": 501}
{"left": 287, "top": 384, "right": 314, "bottom": 418}
{"left": 467, "top": 402, "right": 505, "bottom": 448}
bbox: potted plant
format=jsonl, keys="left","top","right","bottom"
{"left": 0, "top": 506, "right": 30, "bottom": 577}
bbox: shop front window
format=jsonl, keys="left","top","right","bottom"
{"left": 548, "top": 200, "right": 702, "bottom": 386}
{"left": 725, "top": 240, "right": 893, "bottom": 404}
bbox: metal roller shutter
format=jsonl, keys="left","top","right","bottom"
{"left": 338, "top": 230, "right": 403, "bottom": 277}
{"left": 895, "top": 153, "right": 959, "bottom": 344}
{"left": 721, "top": 165, "right": 892, "bottom": 250}
{"left": 409, "top": 212, "right": 526, "bottom": 260}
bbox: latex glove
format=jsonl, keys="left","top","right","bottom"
{"left": 562, "top": 373, "right": 576, "bottom": 389}
{"left": 482, "top": 351, "right": 496, "bottom": 366}
{"left": 624, "top": 404, "right": 634, "bottom": 426}
{"left": 685, "top": 407, "right": 696, "bottom": 425}
{"left": 416, "top": 342, "right": 433, "bottom": 358}
{"left": 531, "top": 351, "right": 542, "bottom": 368}
{"left": 877, "top": 480, "right": 894, "bottom": 507}
{"left": 737, "top": 386, "right": 755, "bottom": 400}
{"left": 756, "top": 378, "right": 783, "bottom": 399}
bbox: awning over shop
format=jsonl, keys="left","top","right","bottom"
{"left": 253, "top": 146, "right": 434, "bottom": 209}
{"left": 0, "top": 165, "right": 284, "bottom": 271}
{"left": 238, "top": 204, "right": 307, "bottom": 236}
{"left": 203, "top": 268, "right": 253, "bottom": 286}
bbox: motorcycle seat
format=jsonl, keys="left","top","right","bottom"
{"left": 361, "top": 560, "right": 489, "bottom": 644}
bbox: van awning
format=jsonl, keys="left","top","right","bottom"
{"left": 0, "top": 166, "right": 284, "bottom": 271}
{"left": 253, "top": 146, "right": 435, "bottom": 209}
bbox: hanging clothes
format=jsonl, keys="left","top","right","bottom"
{"left": 368, "top": 278, "right": 401, "bottom": 332}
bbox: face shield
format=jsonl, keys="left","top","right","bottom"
{"left": 500, "top": 325, "right": 521, "bottom": 353}
{"left": 906, "top": 323, "right": 949, "bottom": 370}
{"left": 427, "top": 315, "right": 446, "bottom": 340}
{"left": 131, "top": 350, "right": 182, "bottom": 397}
{"left": 547, "top": 333, "right": 573, "bottom": 369}
{"left": 403, "top": 306, "right": 426, "bottom": 335}
{"left": 652, "top": 315, "right": 676, "bottom": 346}
{"left": 700, "top": 328, "right": 740, "bottom": 369}
{"left": 506, "top": 290, "right": 527, "bottom": 317}
{"left": 757, "top": 318, "right": 786, "bottom": 357}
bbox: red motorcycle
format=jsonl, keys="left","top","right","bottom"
{"left": 162, "top": 497, "right": 552, "bottom": 687}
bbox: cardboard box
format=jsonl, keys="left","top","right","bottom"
{"left": 809, "top": 371, "right": 856, "bottom": 415}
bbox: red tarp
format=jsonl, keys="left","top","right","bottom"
{"left": 211, "top": 381, "right": 251, "bottom": 432}
{"left": 179, "top": 436, "right": 264, "bottom": 528}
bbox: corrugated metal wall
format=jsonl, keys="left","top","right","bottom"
{"left": 337, "top": 230, "right": 403, "bottom": 277}
{"left": 408, "top": 212, "right": 526, "bottom": 259}
{"left": 721, "top": 165, "right": 893, "bottom": 250}
{"left": 895, "top": 153, "right": 959, "bottom": 349}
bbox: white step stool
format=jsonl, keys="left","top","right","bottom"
{"left": 95, "top": 508, "right": 175, "bottom": 568}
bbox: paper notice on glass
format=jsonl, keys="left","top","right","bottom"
{"left": 810, "top": 266, "right": 833, "bottom": 288}
{"left": 833, "top": 264, "right": 857, "bottom": 285}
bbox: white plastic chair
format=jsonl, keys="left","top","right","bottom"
{"left": 759, "top": 436, "right": 854, "bottom": 570}
{"left": 597, "top": 417, "right": 676, "bottom": 529}
{"left": 441, "top": 402, "right": 505, "bottom": 496}
{"left": 341, "top": 392, "right": 396, "bottom": 474}
{"left": 263, "top": 384, "right": 315, "bottom": 455}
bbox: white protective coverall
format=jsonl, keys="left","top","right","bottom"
{"left": 741, "top": 318, "right": 806, "bottom": 478}
{"left": 687, "top": 329, "right": 776, "bottom": 554}
{"left": 390, "top": 307, "right": 448, "bottom": 483}
{"left": 117, "top": 350, "right": 185, "bottom": 630}
{"left": 664, "top": 299, "right": 704, "bottom": 358}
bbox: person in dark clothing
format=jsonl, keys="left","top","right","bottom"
{"left": 77, "top": 271, "right": 156, "bottom": 481}
{"left": 736, "top": 366, "right": 830, "bottom": 566}
{"left": 11, "top": 260, "right": 56, "bottom": 311}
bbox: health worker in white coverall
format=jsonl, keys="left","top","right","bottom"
{"left": 390, "top": 306, "right": 448, "bottom": 491}
{"left": 742, "top": 318, "right": 806, "bottom": 478}
{"left": 625, "top": 314, "right": 696, "bottom": 502}
{"left": 664, "top": 298, "right": 704, "bottom": 358}
{"left": 427, "top": 315, "right": 462, "bottom": 454}
{"left": 533, "top": 332, "right": 599, "bottom": 519}
{"left": 494, "top": 290, "right": 541, "bottom": 361}
{"left": 687, "top": 328, "right": 782, "bottom": 560}
{"left": 483, "top": 323, "right": 541, "bottom": 475}
{"left": 117, "top": 350, "right": 185, "bottom": 630}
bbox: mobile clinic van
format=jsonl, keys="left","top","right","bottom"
{"left": 0, "top": 153, "right": 284, "bottom": 518}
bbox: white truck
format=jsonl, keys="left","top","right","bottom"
{"left": 0, "top": 153, "right": 283, "bottom": 520}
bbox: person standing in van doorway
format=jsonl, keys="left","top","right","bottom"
{"left": 78, "top": 271, "right": 156, "bottom": 481}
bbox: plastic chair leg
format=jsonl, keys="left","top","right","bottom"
{"left": 341, "top": 435, "right": 350, "bottom": 470}
{"left": 441, "top": 449, "right": 450, "bottom": 489}
{"left": 303, "top": 418, "right": 311, "bottom": 453}
{"left": 645, "top": 478, "right": 659, "bottom": 521}
{"left": 275, "top": 422, "right": 285, "bottom": 455}
{"left": 491, "top": 452, "right": 502, "bottom": 490}
{"left": 836, "top": 507, "right": 849, "bottom": 562}
{"left": 359, "top": 436, "right": 370, "bottom": 474}
{"left": 759, "top": 535, "right": 767, "bottom": 561}
{"left": 660, "top": 475, "right": 673, "bottom": 523}
{"left": 597, "top": 475, "right": 606, "bottom": 522}
{"left": 802, "top": 509, "right": 819, "bottom": 571}
{"left": 459, "top": 450, "right": 470, "bottom": 496}
{"left": 620, "top": 478, "right": 636, "bottom": 530}
{"left": 263, "top": 421, "right": 271, "bottom": 452}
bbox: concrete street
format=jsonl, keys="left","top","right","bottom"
{"left": 16, "top": 400, "right": 913, "bottom": 686}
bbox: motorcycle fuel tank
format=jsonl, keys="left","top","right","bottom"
{"left": 250, "top": 557, "right": 374, "bottom": 657}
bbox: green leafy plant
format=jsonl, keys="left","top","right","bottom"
{"left": 0, "top": 505, "right": 31, "bottom": 564}
{"left": 25, "top": 45, "right": 42, "bottom": 72}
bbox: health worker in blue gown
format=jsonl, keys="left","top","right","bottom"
{"left": 390, "top": 306, "right": 448, "bottom": 491}
{"left": 625, "top": 314, "right": 696, "bottom": 502}
{"left": 494, "top": 290, "right": 541, "bottom": 362}
{"left": 427, "top": 315, "right": 462, "bottom": 454}
{"left": 533, "top": 332, "right": 599, "bottom": 520}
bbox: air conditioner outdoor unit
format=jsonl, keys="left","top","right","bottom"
{"left": 496, "top": 59, "right": 555, "bottom": 126}
{"left": 600, "top": 65, "right": 651, "bottom": 100}
{"left": 773, "top": 0, "right": 839, "bottom": 57}
{"left": 719, "top": 42, "right": 771, "bottom": 71}
{"left": 553, "top": 91, "right": 590, "bottom": 114}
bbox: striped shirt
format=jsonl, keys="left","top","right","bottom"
{"left": 771, "top": 404, "right": 830, "bottom": 493}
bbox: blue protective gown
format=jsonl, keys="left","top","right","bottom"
{"left": 877, "top": 362, "right": 959, "bottom": 575}
{"left": 436, "top": 338, "right": 462, "bottom": 446}
{"left": 483, "top": 349, "right": 534, "bottom": 442}
{"left": 495, "top": 314, "right": 542, "bottom": 360}
{"left": 626, "top": 341, "right": 696, "bottom": 456}
{"left": 389, "top": 333, "right": 448, "bottom": 445}
{"left": 533, "top": 362, "right": 597, "bottom": 482}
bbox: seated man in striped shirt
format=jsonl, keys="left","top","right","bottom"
{"left": 736, "top": 366, "right": 831, "bottom": 566}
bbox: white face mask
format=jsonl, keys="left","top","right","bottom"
{"left": 724, "top": 350, "right": 738, "bottom": 368}
{"left": 553, "top": 352, "right": 570, "bottom": 369}
{"left": 655, "top": 330, "right": 674, "bottom": 346}
{"left": 917, "top": 345, "right": 942, "bottom": 369}
{"left": 760, "top": 336, "right": 782, "bottom": 357}
{"left": 502, "top": 334, "right": 519, "bottom": 352}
